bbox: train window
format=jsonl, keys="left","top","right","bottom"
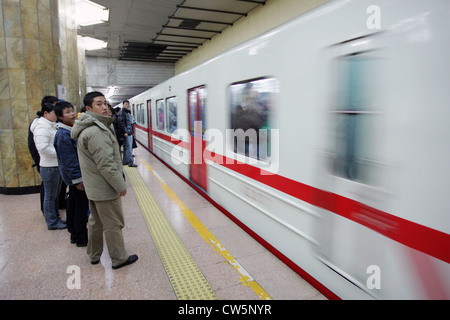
{"left": 136, "top": 104, "right": 140, "bottom": 123}
{"left": 229, "top": 78, "right": 278, "bottom": 161}
{"left": 140, "top": 103, "right": 144, "bottom": 125}
{"left": 189, "top": 87, "right": 207, "bottom": 137}
{"left": 156, "top": 99, "right": 165, "bottom": 130}
{"left": 331, "top": 53, "right": 381, "bottom": 184}
{"left": 166, "top": 97, "right": 177, "bottom": 133}
{"left": 135, "top": 104, "right": 142, "bottom": 123}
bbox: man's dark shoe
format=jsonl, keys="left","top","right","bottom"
{"left": 48, "top": 222, "right": 67, "bottom": 230}
{"left": 112, "top": 254, "right": 138, "bottom": 270}
{"left": 128, "top": 163, "right": 138, "bottom": 167}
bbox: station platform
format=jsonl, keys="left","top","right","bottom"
{"left": 0, "top": 146, "right": 326, "bottom": 301}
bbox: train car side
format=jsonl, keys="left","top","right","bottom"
{"left": 129, "top": 0, "right": 450, "bottom": 299}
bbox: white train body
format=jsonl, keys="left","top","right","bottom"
{"left": 126, "top": 0, "right": 450, "bottom": 299}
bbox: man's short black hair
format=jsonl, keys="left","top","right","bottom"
{"left": 54, "top": 101, "right": 74, "bottom": 118}
{"left": 83, "top": 91, "right": 105, "bottom": 108}
{"left": 41, "top": 96, "right": 59, "bottom": 107}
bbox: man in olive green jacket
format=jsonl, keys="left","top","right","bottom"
{"left": 72, "top": 91, "right": 137, "bottom": 269}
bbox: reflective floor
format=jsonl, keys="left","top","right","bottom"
{"left": 0, "top": 147, "right": 326, "bottom": 300}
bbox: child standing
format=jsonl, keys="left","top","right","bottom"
{"left": 54, "top": 101, "right": 89, "bottom": 246}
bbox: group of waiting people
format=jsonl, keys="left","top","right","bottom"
{"left": 29, "top": 92, "right": 138, "bottom": 270}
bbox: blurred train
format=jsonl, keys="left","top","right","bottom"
{"left": 123, "top": 0, "right": 450, "bottom": 299}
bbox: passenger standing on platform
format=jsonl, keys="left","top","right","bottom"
{"left": 129, "top": 109, "right": 138, "bottom": 155}
{"left": 112, "top": 107, "right": 123, "bottom": 148}
{"left": 118, "top": 100, "right": 138, "bottom": 167}
{"left": 53, "top": 101, "right": 89, "bottom": 247}
{"left": 31, "top": 103, "right": 66, "bottom": 230}
{"left": 111, "top": 106, "right": 121, "bottom": 146}
{"left": 106, "top": 103, "right": 112, "bottom": 116}
{"left": 71, "top": 91, "right": 138, "bottom": 269}
{"left": 28, "top": 96, "right": 59, "bottom": 214}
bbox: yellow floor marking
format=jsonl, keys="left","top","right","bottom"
{"left": 139, "top": 157, "right": 273, "bottom": 300}
{"left": 124, "top": 166, "right": 217, "bottom": 300}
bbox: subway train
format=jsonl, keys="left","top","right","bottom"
{"left": 123, "top": 0, "right": 450, "bottom": 299}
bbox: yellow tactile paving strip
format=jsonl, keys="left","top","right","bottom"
{"left": 124, "top": 166, "right": 217, "bottom": 300}
{"left": 138, "top": 157, "right": 272, "bottom": 300}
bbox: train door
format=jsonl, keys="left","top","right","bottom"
{"left": 147, "top": 99, "right": 153, "bottom": 151}
{"left": 188, "top": 86, "right": 207, "bottom": 191}
{"left": 313, "top": 34, "right": 392, "bottom": 298}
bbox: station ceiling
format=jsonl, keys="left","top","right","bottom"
{"left": 79, "top": 0, "right": 267, "bottom": 63}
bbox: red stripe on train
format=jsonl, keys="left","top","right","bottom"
{"left": 134, "top": 124, "right": 189, "bottom": 150}
{"left": 135, "top": 125, "right": 450, "bottom": 263}
{"left": 207, "top": 151, "right": 450, "bottom": 264}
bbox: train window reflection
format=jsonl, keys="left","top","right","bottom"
{"left": 229, "top": 77, "right": 278, "bottom": 161}
{"left": 332, "top": 54, "right": 381, "bottom": 184}
{"left": 166, "top": 97, "right": 177, "bottom": 133}
{"left": 156, "top": 99, "right": 165, "bottom": 131}
{"left": 189, "top": 87, "right": 207, "bottom": 138}
{"left": 135, "top": 104, "right": 140, "bottom": 123}
{"left": 135, "top": 103, "right": 144, "bottom": 124}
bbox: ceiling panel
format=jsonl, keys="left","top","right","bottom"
{"left": 80, "top": 0, "right": 266, "bottom": 104}
{"left": 183, "top": 0, "right": 263, "bottom": 12}
{"left": 81, "top": 0, "right": 267, "bottom": 63}
{"left": 174, "top": 8, "right": 245, "bottom": 24}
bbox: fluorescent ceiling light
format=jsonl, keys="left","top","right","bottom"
{"left": 105, "top": 86, "right": 117, "bottom": 99}
{"left": 82, "top": 36, "right": 107, "bottom": 50}
{"left": 76, "top": 0, "right": 109, "bottom": 26}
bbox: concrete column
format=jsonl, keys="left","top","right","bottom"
{"left": 0, "top": 0, "right": 85, "bottom": 194}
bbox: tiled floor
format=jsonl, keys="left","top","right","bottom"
{"left": 0, "top": 147, "right": 326, "bottom": 300}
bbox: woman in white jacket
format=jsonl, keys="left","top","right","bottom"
{"left": 31, "top": 104, "right": 66, "bottom": 230}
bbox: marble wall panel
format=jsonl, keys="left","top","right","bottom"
{"left": 0, "top": 0, "right": 85, "bottom": 191}
{"left": 0, "top": 100, "right": 13, "bottom": 130}
{"left": 11, "top": 99, "right": 29, "bottom": 129}
{"left": 15, "top": 128, "right": 35, "bottom": 187}
{"left": 7, "top": 69, "right": 27, "bottom": 100}
{"left": 3, "top": 1, "right": 21, "bottom": 38}
{"left": 0, "top": 38, "right": 6, "bottom": 68}
{"left": 39, "top": 40, "right": 54, "bottom": 72}
{"left": 21, "top": 0, "right": 37, "bottom": 9}
{"left": 4, "top": 164, "right": 19, "bottom": 188}
{"left": 0, "top": 129, "right": 15, "bottom": 159}
{"left": 28, "top": 99, "right": 42, "bottom": 120}
{"left": 21, "top": 5, "right": 39, "bottom": 39}
{"left": 41, "top": 69, "right": 56, "bottom": 96}
{"left": 38, "top": 0, "right": 51, "bottom": 12}
{"left": 5, "top": 37, "right": 24, "bottom": 69}
{"left": 26, "top": 69, "right": 43, "bottom": 101}
{"left": 0, "top": 157, "right": 3, "bottom": 188}
{"left": 17, "top": 156, "right": 35, "bottom": 187}
{"left": 13, "top": 128, "right": 29, "bottom": 157}
{"left": 0, "top": 1, "right": 4, "bottom": 39}
{"left": 37, "top": 0, "right": 52, "bottom": 42}
{"left": 23, "top": 39, "right": 41, "bottom": 70}
{"left": 78, "top": 40, "right": 86, "bottom": 103}
{"left": 0, "top": 69, "right": 9, "bottom": 100}
{"left": 3, "top": 158, "right": 18, "bottom": 188}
